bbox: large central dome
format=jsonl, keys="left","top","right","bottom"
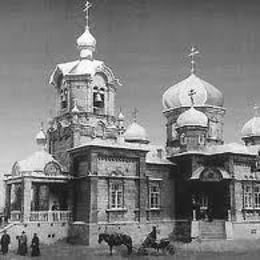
{"left": 162, "top": 74, "right": 224, "bottom": 110}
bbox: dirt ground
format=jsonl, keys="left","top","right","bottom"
{"left": 1, "top": 239, "right": 260, "bottom": 260}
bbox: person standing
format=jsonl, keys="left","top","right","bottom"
{"left": 0, "top": 230, "right": 10, "bottom": 255}
{"left": 31, "top": 233, "right": 40, "bottom": 257}
{"left": 19, "top": 231, "right": 28, "bottom": 256}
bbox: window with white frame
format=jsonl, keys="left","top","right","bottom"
{"left": 254, "top": 185, "right": 260, "bottom": 208}
{"left": 110, "top": 181, "right": 123, "bottom": 209}
{"left": 244, "top": 185, "right": 253, "bottom": 208}
{"left": 149, "top": 182, "right": 160, "bottom": 209}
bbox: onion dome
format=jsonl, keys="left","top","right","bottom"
{"left": 124, "top": 122, "right": 149, "bottom": 144}
{"left": 176, "top": 107, "right": 208, "bottom": 128}
{"left": 77, "top": 27, "right": 96, "bottom": 59}
{"left": 35, "top": 126, "right": 47, "bottom": 149}
{"left": 118, "top": 111, "right": 125, "bottom": 121}
{"left": 162, "top": 74, "right": 224, "bottom": 110}
{"left": 241, "top": 116, "right": 260, "bottom": 138}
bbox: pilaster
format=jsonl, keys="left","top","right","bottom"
{"left": 139, "top": 155, "right": 147, "bottom": 223}
{"left": 89, "top": 152, "right": 98, "bottom": 223}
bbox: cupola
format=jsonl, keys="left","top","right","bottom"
{"left": 124, "top": 109, "right": 149, "bottom": 144}
{"left": 241, "top": 106, "right": 260, "bottom": 145}
{"left": 76, "top": 1, "right": 96, "bottom": 59}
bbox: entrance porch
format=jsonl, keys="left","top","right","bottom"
{"left": 6, "top": 175, "right": 72, "bottom": 224}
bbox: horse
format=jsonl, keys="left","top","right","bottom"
{"left": 98, "top": 232, "right": 132, "bottom": 256}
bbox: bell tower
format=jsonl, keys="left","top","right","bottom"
{"left": 47, "top": 1, "right": 121, "bottom": 166}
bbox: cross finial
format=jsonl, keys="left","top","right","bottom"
{"left": 253, "top": 104, "right": 259, "bottom": 117}
{"left": 40, "top": 121, "right": 44, "bottom": 131}
{"left": 188, "top": 89, "right": 196, "bottom": 106}
{"left": 133, "top": 107, "right": 138, "bottom": 122}
{"left": 84, "top": 1, "right": 93, "bottom": 29}
{"left": 188, "top": 46, "right": 199, "bottom": 74}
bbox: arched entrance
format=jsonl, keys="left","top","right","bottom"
{"left": 190, "top": 167, "right": 231, "bottom": 221}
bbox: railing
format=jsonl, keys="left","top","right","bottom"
{"left": 10, "top": 211, "right": 21, "bottom": 222}
{"left": 29, "top": 210, "right": 72, "bottom": 222}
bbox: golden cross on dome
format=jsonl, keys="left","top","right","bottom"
{"left": 133, "top": 107, "right": 138, "bottom": 122}
{"left": 188, "top": 89, "right": 196, "bottom": 106}
{"left": 84, "top": 1, "right": 93, "bottom": 29}
{"left": 188, "top": 46, "right": 199, "bottom": 74}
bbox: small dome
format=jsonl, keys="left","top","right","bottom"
{"left": 77, "top": 27, "right": 96, "bottom": 51}
{"left": 162, "top": 74, "right": 224, "bottom": 110}
{"left": 118, "top": 112, "right": 125, "bottom": 121}
{"left": 35, "top": 128, "right": 47, "bottom": 142}
{"left": 241, "top": 116, "right": 260, "bottom": 137}
{"left": 124, "top": 122, "right": 149, "bottom": 144}
{"left": 177, "top": 107, "right": 208, "bottom": 128}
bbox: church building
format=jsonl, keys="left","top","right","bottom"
{"left": 4, "top": 1, "right": 260, "bottom": 247}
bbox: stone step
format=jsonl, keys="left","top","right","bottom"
{"left": 199, "top": 221, "right": 226, "bottom": 240}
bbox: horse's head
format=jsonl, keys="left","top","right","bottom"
{"left": 98, "top": 233, "right": 107, "bottom": 244}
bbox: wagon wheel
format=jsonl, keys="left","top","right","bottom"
{"left": 165, "top": 243, "right": 176, "bottom": 255}
{"left": 137, "top": 245, "right": 148, "bottom": 255}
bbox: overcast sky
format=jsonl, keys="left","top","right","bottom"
{"left": 0, "top": 0, "right": 260, "bottom": 173}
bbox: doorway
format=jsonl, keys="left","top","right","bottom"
{"left": 192, "top": 181, "right": 229, "bottom": 220}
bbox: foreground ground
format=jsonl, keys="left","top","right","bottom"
{"left": 1, "top": 239, "right": 260, "bottom": 259}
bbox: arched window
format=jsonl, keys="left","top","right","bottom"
{"left": 60, "top": 88, "right": 68, "bottom": 109}
{"left": 198, "top": 134, "right": 205, "bottom": 145}
{"left": 180, "top": 133, "right": 186, "bottom": 145}
{"left": 92, "top": 73, "right": 107, "bottom": 114}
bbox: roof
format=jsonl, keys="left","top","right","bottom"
{"left": 14, "top": 150, "right": 67, "bottom": 173}
{"left": 172, "top": 143, "right": 258, "bottom": 157}
{"left": 68, "top": 140, "right": 174, "bottom": 165}
{"left": 145, "top": 145, "right": 175, "bottom": 165}
{"left": 68, "top": 139, "right": 150, "bottom": 153}
{"left": 162, "top": 73, "right": 224, "bottom": 110}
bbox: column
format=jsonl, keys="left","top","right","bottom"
{"left": 10, "top": 184, "right": 15, "bottom": 210}
{"left": 22, "top": 177, "right": 32, "bottom": 222}
{"left": 229, "top": 180, "right": 236, "bottom": 221}
{"left": 38, "top": 184, "right": 49, "bottom": 210}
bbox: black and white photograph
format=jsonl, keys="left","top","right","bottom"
{"left": 0, "top": 0, "right": 260, "bottom": 259}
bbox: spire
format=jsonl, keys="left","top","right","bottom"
{"left": 253, "top": 104, "right": 259, "bottom": 117}
{"left": 188, "top": 46, "right": 199, "bottom": 74}
{"left": 132, "top": 107, "right": 138, "bottom": 122}
{"left": 118, "top": 107, "right": 125, "bottom": 121}
{"left": 76, "top": 1, "right": 96, "bottom": 59}
{"left": 188, "top": 89, "right": 196, "bottom": 107}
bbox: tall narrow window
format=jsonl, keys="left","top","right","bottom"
{"left": 244, "top": 185, "right": 253, "bottom": 208}
{"left": 110, "top": 182, "right": 123, "bottom": 209}
{"left": 149, "top": 182, "right": 160, "bottom": 209}
{"left": 254, "top": 185, "right": 260, "bottom": 208}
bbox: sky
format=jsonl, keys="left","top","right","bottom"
{"left": 0, "top": 0, "right": 260, "bottom": 173}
